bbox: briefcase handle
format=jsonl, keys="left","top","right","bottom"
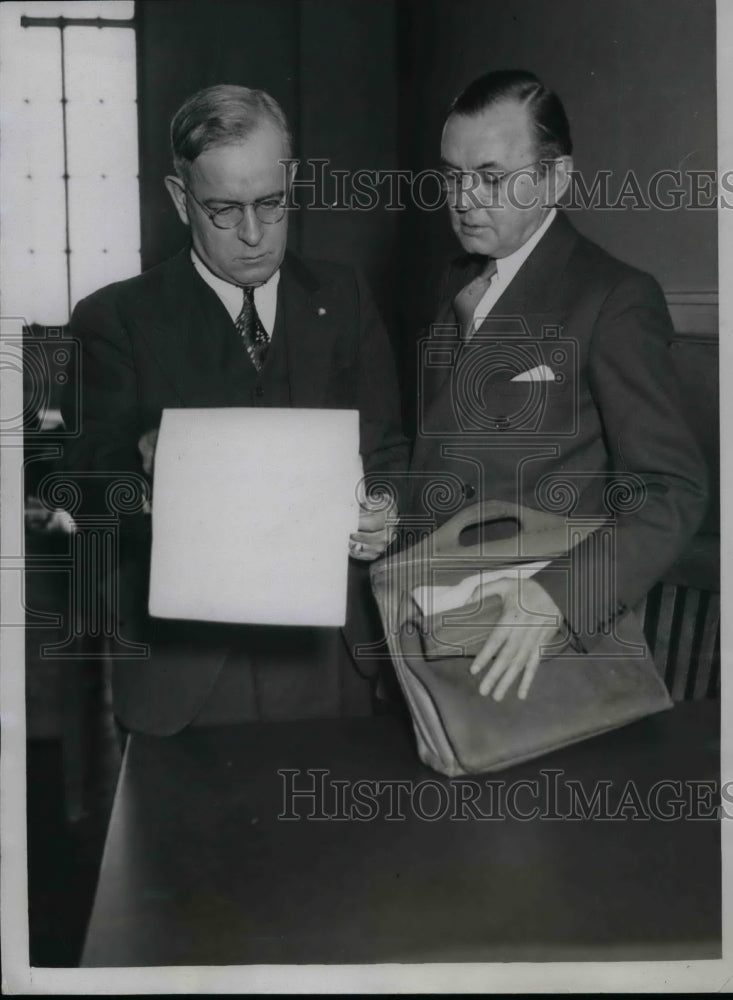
{"left": 426, "top": 499, "right": 571, "bottom": 561}
{"left": 371, "top": 499, "right": 598, "bottom": 636}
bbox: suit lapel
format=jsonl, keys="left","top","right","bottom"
{"left": 279, "top": 251, "right": 337, "bottom": 407}
{"left": 133, "top": 248, "right": 243, "bottom": 405}
{"left": 478, "top": 210, "right": 579, "bottom": 324}
{"left": 423, "top": 255, "right": 484, "bottom": 400}
{"left": 423, "top": 212, "right": 580, "bottom": 416}
{"left": 135, "top": 248, "right": 272, "bottom": 406}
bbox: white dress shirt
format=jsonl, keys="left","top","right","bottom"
{"left": 471, "top": 207, "right": 557, "bottom": 330}
{"left": 190, "top": 249, "right": 280, "bottom": 335}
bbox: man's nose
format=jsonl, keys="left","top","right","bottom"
{"left": 451, "top": 183, "right": 485, "bottom": 214}
{"left": 236, "top": 205, "right": 263, "bottom": 244}
{"left": 452, "top": 200, "right": 488, "bottom": 220}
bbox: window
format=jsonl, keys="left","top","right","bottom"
{"left": 0, "top": 0, "right": 140, "bottom": 325}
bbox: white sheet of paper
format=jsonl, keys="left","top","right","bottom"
{"left": 412, "top": 561, "right": 551, "bottom": 617}
{"left": 148, "top": 407, "right": 362, "bottom": 626}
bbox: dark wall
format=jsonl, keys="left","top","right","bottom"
{"left": 137, "top": 0, "right": 299, "bottom": 269}
{"left": 297, "top": 0, "right": 399, "bottom": 314}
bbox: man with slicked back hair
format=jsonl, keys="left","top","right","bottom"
{"left": 406, "top": 69, "right": 707, "bottom": 702}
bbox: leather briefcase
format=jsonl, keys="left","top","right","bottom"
{"left": 369, "top": 500, "right": 672, "bottom": 776}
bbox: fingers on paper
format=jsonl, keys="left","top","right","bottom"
{"left": 350, "top": 526, "right": 396, "bottom": 557}
{"left": 349, "top": 533, "right": 384, "bottom": 561}
{"left": 138, "top": 428, "right": 159, "bottom": 476}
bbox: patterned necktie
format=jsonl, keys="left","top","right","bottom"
{"left": 452, "top": 257, "right": 498, "bottom": 340}
{"left": 235, "top": 286, "right": 269, "bottom": 371}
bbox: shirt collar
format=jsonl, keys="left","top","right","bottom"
{"left": 190, "top": 248, "right": 280, "bottom": 314}
{"left": 494, "top": 207, "right": 557, "bottom": 284}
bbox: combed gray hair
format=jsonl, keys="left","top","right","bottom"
{"left": 171, "top": 84, "right": 293, "bottom": 179}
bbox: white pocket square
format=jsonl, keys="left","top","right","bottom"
{"left": 510, "top": 364, "right": 556, "bottom": 382}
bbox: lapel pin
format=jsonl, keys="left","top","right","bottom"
{"left": 317, "top": 307, "right": 327, "bottom": 316}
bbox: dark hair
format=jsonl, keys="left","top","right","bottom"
{"left": 170, "top": 84, "right": 292, "bottom": 179}
{"left": 449, "top": 69, "right": 572, "bottom": 159}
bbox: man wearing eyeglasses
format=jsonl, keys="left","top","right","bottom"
{"left": 63, "top": 84, "right": 407, "bottom": 736}
{"left": 406, "top": 69, "right": 707, "bottom": 702}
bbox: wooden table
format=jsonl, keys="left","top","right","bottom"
{"left": 82, "top": 701, "right": 720, "bottom": 966}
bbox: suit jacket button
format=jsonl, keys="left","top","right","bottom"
{"left": 463, "top": 483, "right": 476, "bottom": 500}
{"left": 255, "top": 385, "right": 264, "bottom": 398}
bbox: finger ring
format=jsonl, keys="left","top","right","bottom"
{"left": 353, "top": 541, "right": 363, "bottom": 553}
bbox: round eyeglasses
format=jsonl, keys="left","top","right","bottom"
{"left": 186, "top": 186, "right": 287, "bottom": 228}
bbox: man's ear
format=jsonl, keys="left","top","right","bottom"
{"left": 281, "top": 157, "right": 298, "bottom": 203}
{"left": 551, "top": 156, "right": 573, "bottom": 204}
{"left": 164, "top": 174, "right": 190, "bottom": 226}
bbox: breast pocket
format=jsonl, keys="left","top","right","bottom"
{"left": 451, "top": 336, "right": 574, "bottom": 434}
{"left": 489, "top": 376, "right": 572, "bottom": 433}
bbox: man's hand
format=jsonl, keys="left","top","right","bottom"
{"left": 138, "top": 428, "right": 159, "bottom": 477}
{"left": 469, "top": 576, "right": 563, "bottom": 700}
{"left": 349, "top": 492, "right": 398, "bottom": 562}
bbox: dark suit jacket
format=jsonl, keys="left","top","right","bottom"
{"left": 409, "top": 211, "right": 708, "bottom": 653}
{"left": 62, "top": 247, "right": 408, "bottom": 734}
